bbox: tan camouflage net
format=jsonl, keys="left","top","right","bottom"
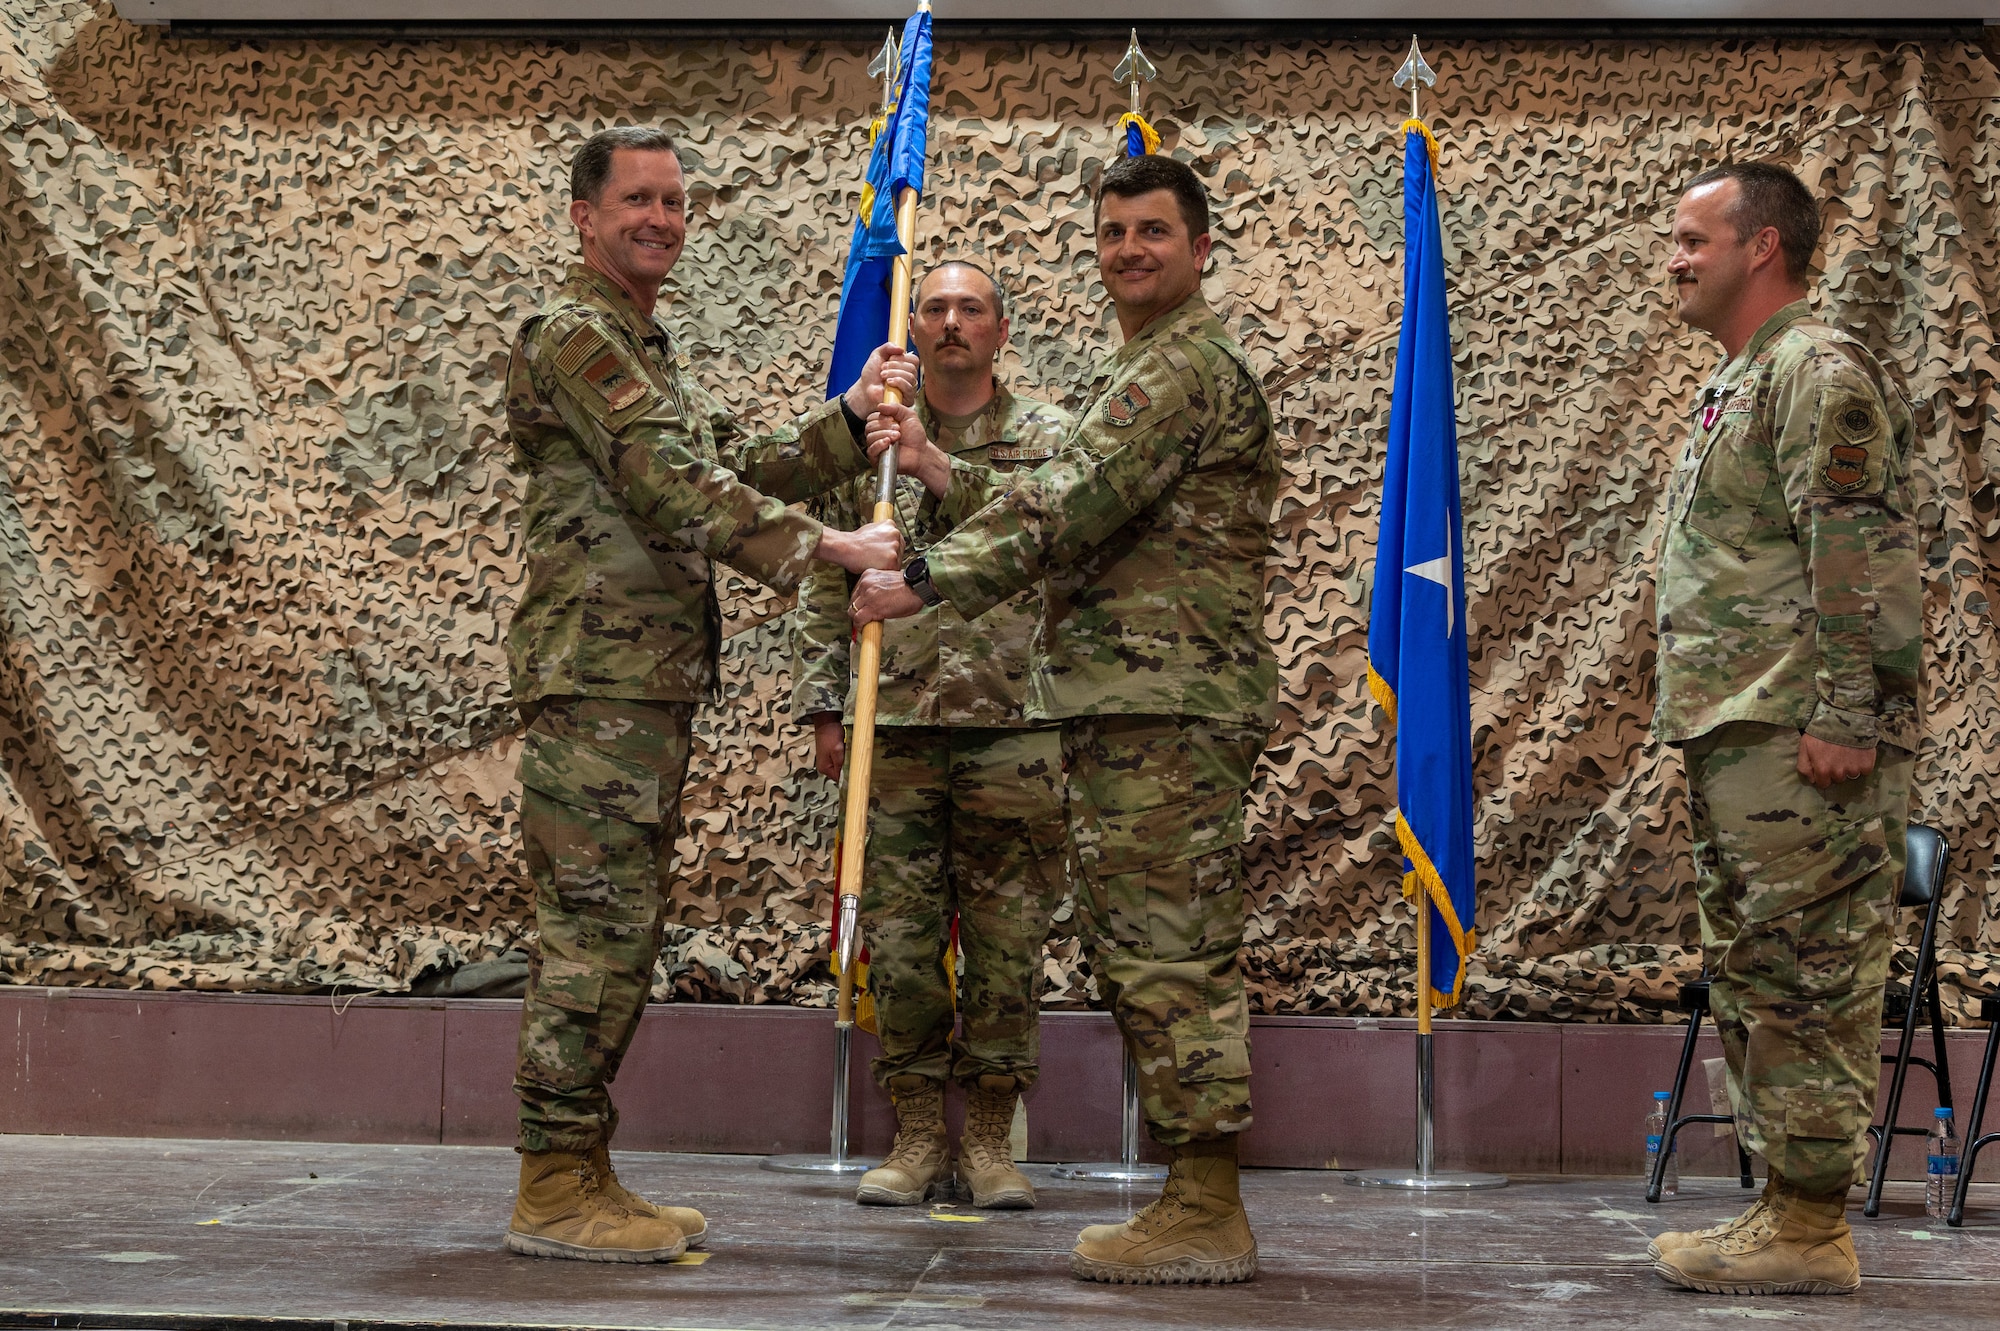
{"left": 1, "top": 6, "right": 1996, "bottom": 1020}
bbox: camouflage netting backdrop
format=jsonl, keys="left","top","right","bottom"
{"left": 1, "top": 5, "right": 1996, "bottom": 1021}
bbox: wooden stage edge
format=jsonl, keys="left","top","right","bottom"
{"left": 2, "top": 987, "right": 1991, "bottom": 1181}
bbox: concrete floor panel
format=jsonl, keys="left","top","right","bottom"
{"left": 1, "top": 1136, "right": 1997, "bottom": 1330}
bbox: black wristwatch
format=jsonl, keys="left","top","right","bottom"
{"left": 903, "top": 556, "right": 944, "bottom": 608}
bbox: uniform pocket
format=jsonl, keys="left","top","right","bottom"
{"left": 1736, "top": 813, "right": 1889, "bottom": 926}
{"left": 1175, "top": 1033, "right": 1251, "bottom": 1085}
{"left": 1784, "top": 1085, "right": 1863, "bottom": 1142}
{"left": 1682, "top": 421, "right": 1771, "bottom": 551}
{"left": 519, "top": 730, "right": 662, "bottom": 824}
{"left": 533, "top": 957, "right": 607, "bottom": 1014}
{"left": 1084, "top": 788, "right": 1245, "bottom": 879}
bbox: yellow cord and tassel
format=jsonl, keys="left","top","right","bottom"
{"left": 1117, "top": 111, "right": 1161, "bottom": 156}
{"left": 1401, "top": 116, "right": 1441, "bottom": 168}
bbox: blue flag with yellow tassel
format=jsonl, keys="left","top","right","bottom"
{"left": 1119, "top": 112, "right": 1160, "bottom": 156}
{"left": 826, "top": 7, "right": 932, "bottom": 397}
{"left": 1366, "top": 119, "right": 1477, "bottom": 1009}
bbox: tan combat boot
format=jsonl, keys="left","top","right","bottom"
{"left": 588, "top": 1143, "right": 709, "bottom": 1248}
{"left": 504, "top": 1149, "right": 687, "bottom": 1263}
{"left": 957, "top": 1075, "right": 1035, "bottom": 1209}
{"left": 1648, "top": 1176, "right": 1777, "bottom": 1260}
{"left": 856, "top": 1075, "right": 948, "bottom": 1206}
{"left": 1653, "top": 1179, "right": 1859, "bottom": 1295}
{"left": 1070, "top": 1137, "right": 1257, "bottom": 1284}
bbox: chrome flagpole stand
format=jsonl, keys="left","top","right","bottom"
{"left": 765, "top": 897, "right": 876, "bottom": 1177}
{"left": 1049, "top": 1045, "right": 1167, "bottom": 1182}
{"left": 1348, "top": 816, "right": 1503, "bottom": 1191}
{"left": 1345, "top": 1020, "right": 1506, "bottom": 1192}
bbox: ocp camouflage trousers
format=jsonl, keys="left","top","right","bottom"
{"left": 512, "top": 696, "right": 693, "bottom": 1155}
{"left": 1063, "top": 713, "right": 1265, "bottom": 1147}
{"left": 1683, "top": 721, "right": 1914, "bottom": 1196}
{"left": 860, "top": 724, "right": 1066, "bottom": 1090}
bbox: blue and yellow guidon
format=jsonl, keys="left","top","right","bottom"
{"left": 1366, "top": 117, "right": 1478, "bottom": 1010}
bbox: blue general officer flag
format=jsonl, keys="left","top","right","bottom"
{"left": 1366, "top": 120, "right": 1477, "bottom": 1009}
{"left": 825, "top": 7, "right": 933, "bottom": 398}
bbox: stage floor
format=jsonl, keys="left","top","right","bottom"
{"left": 2, "top": 1136, "right": 1998, "bottom": 1330}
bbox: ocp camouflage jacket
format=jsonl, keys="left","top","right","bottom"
{"left": 922, "top": 293, "right": 1279, "bottom": 727}
{"left": 790, "top": 383, "right": 1073, "bottom": 729}
{"left": 1655, "top": 300, "right": 1922, "bottom": 751}
{"left": 505, "top": 263, "right": 866, "bottom": 705}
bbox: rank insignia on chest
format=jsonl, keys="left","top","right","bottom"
{"left": 1104, "top": 383, "right": 1151, "bottom": 426}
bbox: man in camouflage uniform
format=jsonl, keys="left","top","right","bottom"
{"left": 854, "top": 154, "right": 1276, "bottom": 1285}
{"left": 1647, "top": 163, "right": 1922, "bottom": 1296}
{"left": 793, "top": 260, "right": 1073, "bottom": 1212}
{"left": 502, "top": 126, "right": 918, "bottom": 1263}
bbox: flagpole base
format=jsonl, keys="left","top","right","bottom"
{"left": 761, "top": 1155, "right": 877, "bottom": 1175}
{"left": 1344, "top": 1169, "right": 1508, "bottom": 1190}
{"left": 1047, "top": 1162, "right": 1168, "bottom": 1183}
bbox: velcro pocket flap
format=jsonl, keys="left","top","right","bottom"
{"left": 1080, "top": 789, "right": 1244, "bottom": 879}
{"left": 535, "top": 957, "right": 606, "bottom": 1014}
{"left": 1783, "top": 1084, "right": 1864, "bottom": 1142}
{"left": 1736, "top": 813, "right": 1888, "bottom": 926}
{"left": 1175, "top": 1033, "right": 1251, "bottom": 1085}
{"left": 519, "top": 731, "right": 661, "bottom": 824}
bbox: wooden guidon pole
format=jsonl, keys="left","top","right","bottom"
{"left": 835, "top": 183, "right": 920, "bottom": 1029}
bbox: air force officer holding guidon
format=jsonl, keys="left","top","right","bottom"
{"left": 501, "top": 125, "right": 919, "bottom": 1263}
{"left": 853, "top": 153, "right": 1278, "bottom": 1286}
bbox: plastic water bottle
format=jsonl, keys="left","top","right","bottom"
{"left": 1926, "top": 1107, "right": 1960, "bottom": 1219}
{"left": 1646, "top": 1090, "right": 1678, "bottom": 1197}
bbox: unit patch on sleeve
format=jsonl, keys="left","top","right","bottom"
{"left": 1819, "top": 393, "right": 1881, "bottom": 493}
{"left": 581, "top": 349, "right": 651, "bottom": 413}
{"left": 1103, "top": 383, "right": 1152, "bottom": 426}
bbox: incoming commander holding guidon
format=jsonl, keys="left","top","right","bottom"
{"left": 854, "top": 152, "right": 1278, "bottom": 1286}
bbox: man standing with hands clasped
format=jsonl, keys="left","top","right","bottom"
{"left": 1647, "top": 162, "right": 1922, "bottom": 1297}
{"left": 793, "top": 260, "right": 1073, "bottom": 1213}
{"left": 853, "top": 153, "right": 1278, "bottom": 1286}
{"left": 502, "top": 125, "right": 922, "bottom": 1264}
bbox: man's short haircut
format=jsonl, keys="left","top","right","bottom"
{"left": 571, "top": 126, "right": 681, "bottom": 205}
{"left": 1094, "top": 154, "right": 1211, "bottom": 238}
{"left": 1683, "top": 161, "right": 1821, "bottom": 283}
{"left": 918, "top": 259, "right": 1010, "bottom": 322}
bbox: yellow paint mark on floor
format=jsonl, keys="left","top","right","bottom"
{"left": 928, "top": 1210, "right": 987, "bottom": 1223}
{"left": 671, "top": 1251, "right": 712, "bottom": 1265}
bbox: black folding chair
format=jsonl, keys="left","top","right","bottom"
{"left": 1862, "top": 823, "right": 1951, "bottom": 1218}
{"left": 1948, "top": 995, "right": 2000, "bottom": 1227}
{"left": 1647, "top": 973, "right": 1755, "bottom": 1203}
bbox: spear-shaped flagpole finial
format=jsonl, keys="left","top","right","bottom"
{"left": 1113, "top": 27, "right": 1158, "bottom": 117}
{"left": 1393, "top": 34, "right": 1437, "bottom": 121}
{"left": 867, "top": 26, "right": 901, "bottom": 115}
